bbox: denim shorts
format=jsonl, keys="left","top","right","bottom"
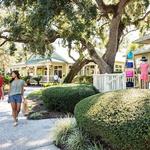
{"left": 8, "top": 94, "right": 22, "bottom": 103}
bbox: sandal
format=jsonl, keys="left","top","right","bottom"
{"left": 13, "top": 122, "right": 18, "bottom": 127}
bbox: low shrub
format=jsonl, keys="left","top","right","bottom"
{"left": 75, "top": 89, "right": 150, "bottom": 150}
{"left": 73, "top": 76, "right": 93, "bottom": 84}
{"left": 53, "top": 118, "right": 104, "bottom": 150}
{"left": 26, "top": 90, "right": 43, "bottom": 101}
{"left": 42, "top": 84, "right": 98, "bottom": 113}
{"left": 28, "top": 112, "right": 43, "bottom": 120}
{"left": 43, "top": 82, "right": 60, "bottom": 87}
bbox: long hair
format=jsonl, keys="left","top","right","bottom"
{"left": 10, "top": 70, "right": 21, "bottom": 83}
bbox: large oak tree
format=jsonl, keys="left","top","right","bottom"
{"left": 0, "top": 0, "right": 149, "bottom": 82}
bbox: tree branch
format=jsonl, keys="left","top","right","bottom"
{"left": 0, "top": 35, "right": 30, "bottom": 43}
{"left": 117, "top": 0, "right": 132, "bottom": 13}
{"left": 96, "top": 0, "right": 118, "bottom": 15}
{"left": 119, "top": 28, "right": 138, "bottom": 44}
{"left": 0, "top": 30, "right": 60, "bottom": 44}
{"left": 68, "top": 47, "right": 76, "bottom": 62}
{"left": 133, "top": 10, "right": 150, "bottom": 24}
{"left": 0, "top": 40, "right": 7, "bottom": 47}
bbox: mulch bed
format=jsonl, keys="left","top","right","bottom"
{"left": 25, "top": 99, "right": 70, "bottom": 120}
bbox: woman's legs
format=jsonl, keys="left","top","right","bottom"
{"left": 10, "top": 95, "right": 22, "bottom": 126}
{"left": 11, "top": 103, "right": 17, "bottom": 122}
{"left": 16, "top": 103, "right": 21, "bottom": 117}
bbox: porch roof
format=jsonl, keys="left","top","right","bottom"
{"left": 26, "top": 51, "right": 72, "bottom": 65}
{"left": 133, "top": 47, "right": 150, "bottom": 55}
{"left": 11, "top": 51, "right": 74, "bottom": 68}
{"left": 134, "top": 34, "right": 150, "bottom": 44}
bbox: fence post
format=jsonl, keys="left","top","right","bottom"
{"left": 104, "top": 73, "right": 109, "bottom": 92}
{"left": 122, "top": 73, "right": 126, "bottom": 89}
{"left": 93, "top": 74, "right": 99, "bottom": 91}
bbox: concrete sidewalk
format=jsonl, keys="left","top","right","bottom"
{"left": 0, "top": 87, "right": 59, "bottom": 150}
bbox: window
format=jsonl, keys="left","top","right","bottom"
{"left": 54, "top": 66, "right": 62, "bottom": 69}
{"left": 85, "top": 65, "right": 95, "bottom": 75}
{"left": 91, "top": 65, "right": 95, "bottom": 68}
{"left": 37, "top": 68, "right": 43, "bottom": 75}
{"left": 115, "top": 65, "right": 122, "bottom": 72}
{"left": 69, "top": 66, "right": 72, "bottom": 69}
{"left": 54, "top": 66, "right": 63, "bottom": 78}
{"left": 44, "top": 68, "right": 47, "bottom": 75}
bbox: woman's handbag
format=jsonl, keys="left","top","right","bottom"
{"left": 22, "top": 98, "right": 29, "bottom": 116}
{"left": 126, "top": 81, "right": 134, "bottom": 87}
{"left": 127, "top": 51, "right": 133, "bottom": 59}
{"left": 126, "top": 70, "right": 134, "bottom": 77}
{"left": 126, "top": 62, "right": 133, "bottom": 68}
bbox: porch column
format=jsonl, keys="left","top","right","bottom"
{"left": 94, "top": 65, "right": 98, "bottom": 74}
{"left": 66, "top": 64, "right": 69, "bottom": 74}
{"left": 34, "top": 66, "right": 37, "bottom": 76}
{"left": 47, "top": 65, "right": 50, "bottom": 82}
{"left": 83, "top": 66, "right": 86, "bottom": 75}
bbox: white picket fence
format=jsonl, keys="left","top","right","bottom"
{"left": 93, "top": 73, "right": 126, "bottom": 92}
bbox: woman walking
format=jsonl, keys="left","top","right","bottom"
{"left": 8, "top": 70, "right": 25, "bottom": 126}
{"left": 140, "top": 56, "right": 149, "bottom": 89}
{"left": 0, "top": 72, "right": 4, "bottom": 100}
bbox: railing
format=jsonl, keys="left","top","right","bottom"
{"left": 93, "top": 73, "right": 126, "bottom": 93}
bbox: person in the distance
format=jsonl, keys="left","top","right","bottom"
{"left": 0, "top": 71, "right": 4, "bottom": 100}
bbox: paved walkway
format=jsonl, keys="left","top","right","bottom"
{"left": 0, "top": 87, "right": 60, "bottom": 150}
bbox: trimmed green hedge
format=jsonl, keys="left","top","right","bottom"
{"left": 42, "top": 84, "right": 98, "bottom": 113}
{"left": 27, "top": 90, "right": 43, "bottom": 101}
{"left": 75, "top": 89, "right": 150, "bottom": 150}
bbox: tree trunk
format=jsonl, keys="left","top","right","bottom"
{"left": 102, "top": 15, "right": 124, "bottom": 73}
{"left": 81, "top": 40, "right": 111, "bottom": 74}
{"left": 87, "top": 0, "right": 129, "bottom": 74}
{"left": 63, "top": 58, "right": 92, "bottom": 83}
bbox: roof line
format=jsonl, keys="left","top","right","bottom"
{"left": 133, "top": 34, "right": 150, "bottom": 44}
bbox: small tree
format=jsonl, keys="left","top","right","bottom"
{"left": 22, "top": 76, "right": 31, "bottom": 86}
{"left": 3, "top": 75, "right": 11, "bottom": 85}
{"left": 32, "top": 76, "right": 42, "bottom": 86}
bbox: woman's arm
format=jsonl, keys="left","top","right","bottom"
{"left": 7, "top": 84, "right": 11, "bottom": 101}
{"left": 1, "top": 87, "right": 4, "bottom": 100}
{"left": 0, "top": 76, "right": 4, "bottom": 100}
{"left": 21, "top": 86, "right": 24, "bottom": 96}
{"left": 21, "top": 80, "right": 27, "bottom": 95}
